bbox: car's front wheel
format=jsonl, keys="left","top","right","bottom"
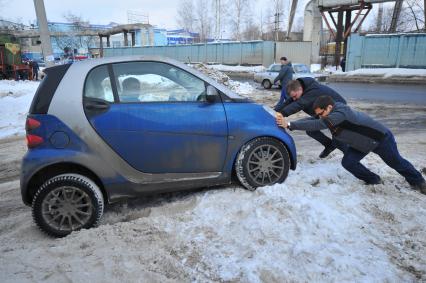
{"left": 236, "top": 137, "right": 290, "bottom": 190}
{"left": 262, "top": 79, "right": 272, "bottom": 89}
{"left": 32, "top": 173, "right": 104, "bottom": 237}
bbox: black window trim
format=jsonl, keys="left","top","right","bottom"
{"left": 110, "top": 60, "right": 213, "bottom": 104}
{"left": 83, "top": 60, "right": 231, "bottom": 105}
{"left": 29, "top": 63, "right": 72, "bottom": 114}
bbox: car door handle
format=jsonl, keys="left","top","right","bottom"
{"left": 84, "top": 101, "right": 110, "bottom": 110}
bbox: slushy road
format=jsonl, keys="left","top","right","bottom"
{"left": 238, "top": 77, "right": 426, "bottom": 105}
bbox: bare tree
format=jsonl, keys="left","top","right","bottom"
{"left": 51, "top": 12, "right": 95, "bottom": 55}
{"left": 227, "top": 0, "right": 251, "bottom": 41}
{"left": 176, "top": 0, "right": 196, "bottom": 32}
{"left": 272, "top": 0, "right": 286, "bottom": 41}
{"left": 195, "top": 0, "right": 213, "bottom": 42}
{"left": 241, "top": 11, "right": 262, "bottom": 40}
{"left": 402, "top": 0, "right": 425, "bottom": 31}
{"left": 369, "top": 0, "right": 425, "bottom": 32}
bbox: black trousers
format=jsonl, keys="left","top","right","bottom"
{"left": 306, "top": 130, "right": 347, "bottom": 152}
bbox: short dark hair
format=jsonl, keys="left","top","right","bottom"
{"left": 313, "top": 96, "right": 335, "bottom": 110}
{"left": 286, "top": 80, "right": 302, "bottom": 94}
{"left": 280, "top": 56, "right": 287, "bottom": 61}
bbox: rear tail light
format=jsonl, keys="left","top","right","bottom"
{"left": 26, "top": 117, "right": 41, "bottom": 131}
{"left": 25, "top": 117, "right": 43, "bottom": 148}
{"left": 26, "top": 134, "right": 44, "bottom": 148}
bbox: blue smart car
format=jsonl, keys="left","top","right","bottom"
{"left": 21, "top": 56, "right": 297, "bottom": 237}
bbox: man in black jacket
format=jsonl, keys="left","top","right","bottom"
{"left": 273, "top": 57, "right": 293, "bottom": 111}
{"left": 276, "top": 95, "right": 426, "bottom": 194}
{"left": 275, "top": 78, "right": 347, "bottom": 158}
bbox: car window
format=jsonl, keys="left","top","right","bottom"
{"left": 293, "top": 64, "right": 310, "bottom": 73}
{"left": 270, "top": 65, "right": 281, "bottom": 72}
{"left": 112, "top": 62, "right": 206, "bottom": 103}
{"left": 84, "top": 65, "right": 114, "bottom": 102}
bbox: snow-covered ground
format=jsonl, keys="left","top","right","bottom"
{"left": 0, "top": 80, "right": 40, "bottom": 139}
{"left": 0, "top": 77, "right": 425, "bottom": 282}
{"left": 338, "top": 68, "right": 426, "bottom": 78}
{"left": 207, "top": 64, "right": 265, "bottom": 73}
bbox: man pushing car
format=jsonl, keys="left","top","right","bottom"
{"left": 276, "top": 95, "right": 426, "bottom": 194}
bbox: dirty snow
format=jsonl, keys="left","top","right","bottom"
{"left": 191, "top": 63, "right": 256, "bottom": 95}
{"left": 0, "top": 80, "right": 39, "bottom": 139}
{"left": 345, "top": 68, "right": 426, "bottom": 78}
{"left": 0, "top": 76, "right": 426, "bottom": 282}
{"left": 207, "top": 64, "right": 266, "bottom": 73}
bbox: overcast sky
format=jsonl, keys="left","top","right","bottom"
{"left": 2, "top": 0, "right": 383, "bottom": 31}
{"left": 1, "top": 0, "right": 312, "bottom": 29}
{"left": 2, "top": 0, "right": 183, "bottom": 28}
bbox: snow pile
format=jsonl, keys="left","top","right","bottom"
{"left": 229, "top": 80, "right": 255, "bottom": 95}
{"left": 324, "top": 65, "right": 343, "bottom": 74}
{"left": 190, "top": 63, "right": 231, "bottom": 86}
{"left": 335, "top": 68, "right": 426, "bottom": 78}
{"left": 190, "top": 63, "right": 255, "bottom": 95}
{"left": 0, "top": 80, "right": 39, "bottom": 139}
{"left": 207, "top": 64, "right": 266, "bottom": 73}
{"left": 0, "top": 80, "right": 39, "bottom": 99}
{"left": 310, "top": 63, "right": 322, "bottom": 73}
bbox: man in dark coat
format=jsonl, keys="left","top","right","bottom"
{"left": 276, "top": 95, "right": 426, "bottom": 194}
{"left": 273, "top": 57, "right": 293, "bottom": 111}
{"left": 32, "top": 60, "right": 40, "bottom": 81}
{"left": 275, "top": 78, "right": 347, "bottom": 158}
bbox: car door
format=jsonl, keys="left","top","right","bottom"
{"left": 267, "top": 64, "right": 281, "bottom": 80}
{"left": 83, "top": 61, "right": 228, "bottom": 174}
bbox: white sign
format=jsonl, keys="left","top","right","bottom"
{"left": 45, "top": 55, "right": 55, "bottom": 62}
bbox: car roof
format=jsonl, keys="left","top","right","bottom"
{"left": 66, "top": 55, "right": 241, "bottom": 100}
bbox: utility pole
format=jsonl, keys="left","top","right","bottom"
{"left": 33, "top": 0, "right": 54, "bottom": 67}
{"left": 424, "top": 0, "right": 426, "bottom": 31}
{"left": 376, "top": 3, "right": 383, "bottom": 32}
{"left": 287, "top": 0, "right": 298, "bottom": 39}
{"left": 389, "top": 0, "right": 403, "bottom": 32}
{"left": 215, "top": 0, "right": 222, "bottom": 41}
{"left": 274, "top": 12, "right": 281, "bottom": 41}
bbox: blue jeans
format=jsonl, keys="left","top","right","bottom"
{"left": 274, "top": 87, "right": 288, "bottom": 111}
{"left": 341, "top": 131, "right": 425, "bottom": 185}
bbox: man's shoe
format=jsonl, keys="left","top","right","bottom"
{"left": 319, "top": 145, "right": 336, "bottom": 158}
{"left": 365, "top": 178, "right": 383, "bottom": 185}
{"left": 411, "top": 182, "right": 426, "bottom": 195}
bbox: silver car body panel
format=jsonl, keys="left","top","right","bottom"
{"left": 47, "top": 56, "right": 234, "bottom": 185}
{"left": 254, "top": 63, "right": 316, "bottom": 86}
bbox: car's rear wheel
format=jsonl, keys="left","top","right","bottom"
{"left": 32, "top": 173, "right": 104, "bottom": 237}
{"left": 236, "top": 137, "right": 290, "bottom": 191}
{"left": 262, "top": 79, "right": 272, "bottom": 89}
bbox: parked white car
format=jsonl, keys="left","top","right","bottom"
{"left": 254, "top": 63, "right": 316, "bottom": 89}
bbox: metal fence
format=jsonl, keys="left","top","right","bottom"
{"left": 275, "top": 42, "right": 312, "bottom": 65}
{"left": 346, "top": 33, "right": 426, "bottom": 71}
{"left": 103, "top": 40, "right": 313, "bottom": 67}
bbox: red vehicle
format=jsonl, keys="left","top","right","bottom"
{"left": 0, "top": 42, "right": 32, "bottom": 80}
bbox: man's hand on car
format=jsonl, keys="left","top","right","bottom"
{"left": 276, "top": 112, "right": 288, "bottom": 128}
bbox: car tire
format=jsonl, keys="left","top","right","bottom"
{"left": 236, "top": 137, "right": 290, "bottom": 191}
{"left": 262, "top": 79, "right": 272, "bottom": 89}
{"left": 32, "top": 173, "right": 104, "bottom": 237}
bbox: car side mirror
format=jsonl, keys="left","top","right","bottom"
{"left": 206, "top": 85, "right": 219, "bottom": 102}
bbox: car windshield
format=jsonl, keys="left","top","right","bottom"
{"left": 293, "top": 64, "right": 310, "bottom": 73}
{"left": 268, "top": 64, "right": 281, "bottom": 72}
